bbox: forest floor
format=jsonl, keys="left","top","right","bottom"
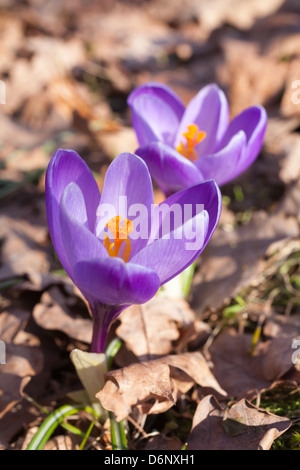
{"left": 1, "top": 0, "right": 300, "bottom": 450}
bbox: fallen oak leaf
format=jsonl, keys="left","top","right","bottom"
{"left": 43, "top": 435, "right": 80, "bottom": 451}
{"left": 0, "top": 343, "right": 43, "bottom": 419}
{"left": 207, "top": 327, "right": 272, "bottom": 399}
{"left": 186, "top": 395, "right": 291, "bottom": 450}
{"left": 96, "top": 352, "right": 226, "bottom": 421}
{"left": 0, "top": 309, "right": 31, "bottom": 343}
{"left": 116, "top": 297, "right": 196, "bottom": 360}
{"left": 144, "top": 434, "right": 183, "bottom": 451}
{"left": 33, "top": 286, "right": 92, "bottom": 344}
{"left": 224, "top": 400, "right": 290, "bottom": 450}
{"left": 263, "top": 313, "right": 300, "bottom": 339}
{"left": 162, "top": 353, "right": 226, "bottom": 396}
{"left": 193, "top": 209, "right": 298, "bottom": 315}
{"left": 0, "top": 209, "right": 50, "bottom": 284}
{"left": 175, "top": 318, "right": 212, "bottom": 353}
{"left": 220, "top": 36, "right": 287, "bottom": 117}
{"left": 207, "top": 326, "right": 300, "bottom": 400}
{"left": 258, "top": 334, "right": 300, "bottom": 382}
{"left": 0, "top": 305, "right": 44, "bottom": 422}
{"left": 97, "top": 361, "right": 174, "bottom": 422}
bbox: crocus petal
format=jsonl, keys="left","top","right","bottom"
{"left": 196, "top": 131, "right": 247, "bottom": 186}
{"left": 59, "top": 182, "right": 107, "bottom": 277}
{"left": 127, "top": 82, "right": 185, "bottom": 147}
{"left": 175, "top": 84, "right": 229, "bottom": 158}
{"left": 136, "top": 142, "right": 204, "bottom": 196}
{"left": 96, "top": 152, "right": 154, "bottom": 256}
{"left": 219, "top": 105, "right": 267, "bottom": 176}
{"left": 131, "top": 180, "right": 222, "bottom": 285}
{"left": 166, "top": 179, "right": 222, "bottom": 247}
{"left": 73, "top": 256, "right": 160, "bottom": 307}
{"left": 45, "top": 149, "right": 100, "bottom": 275}
{"left": 131, "top": 211, "right": 209, "bottom": 286}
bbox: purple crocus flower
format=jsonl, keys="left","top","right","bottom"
{"left": 45, "top": 150, "right": 221, "bottom": 352}
{"left": 127, "top": 82, "right": 267, "bottom": 196}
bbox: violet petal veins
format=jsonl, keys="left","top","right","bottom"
{"left": 128, "top": 82, "right": 267, "bottom": 195}
{"left": 45, "top": 150, "right": 222, "bottom": 352}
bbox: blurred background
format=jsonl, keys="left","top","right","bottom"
{"left": 1, "top": 0, "right": 300, "bottom": 177}
{"left": 2, "top": 0, "right": 300, "bottom": 450}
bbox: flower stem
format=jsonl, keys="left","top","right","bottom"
{"left": 90, "top": 305, "right": 124, "bottom": 353}
{"left": 90, "top": 306, "right": 127, "bottom": 450}
{"left": 91, "top": 315, "right": 110, "bottom": 353}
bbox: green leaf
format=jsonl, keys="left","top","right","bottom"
{"left": 105, "top": 338, "right": 127, "bottom": 451}
{"left": 26, "top": 404, "right": 97, "bottom": 450}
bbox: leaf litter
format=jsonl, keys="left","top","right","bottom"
{"left": 1, "top": 0, "right": 300, "bottom": 451}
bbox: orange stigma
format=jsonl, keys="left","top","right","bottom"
{"left": 103, "top": 215, "right": 133, "bottom": 263}
{"left": 176, "top": 124, "right": 206, "bottom": 161}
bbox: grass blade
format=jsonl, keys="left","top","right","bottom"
{"left": 26, "top": 404, "right": 97, "bottom": 450}
{"left": 79, "top": 419, "right": 96, "bottom": 450}
{"left": 105, "top": 338, "right": 127, "bottom": 450}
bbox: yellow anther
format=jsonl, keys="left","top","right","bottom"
{"left": 176, "top": 124, "right": 206, "bottom": 161}
{"left": 103, "top": 216, "right": 133, "bottom": 263}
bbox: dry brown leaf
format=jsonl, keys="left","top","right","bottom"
{"left": 83, "top": 6, "right": 169, "bottom": 66}
{"left": 0, "top": 208, "right": 50, "bottom": 284}
{"left": 97, "top": 352, "right": 225, "bottom": 421}
{"left": 97, "top": 361, "right": 174, "bottom": 422}
{"left": 219, "top": 37, "right": 288, "bottom": 116}
{"left": 0, "top": 401, "right": 41, "bottom": 450}
{"left": 281, "top": 59, "right": 300, "bottom": 118}
{"left": 5, "top": 147, "right": 50, "bottom": 173}
{"left": 187, "top": 395, "right": 291, "bottom": 450}
{"left": 175, "top": 318, "right": 212, "bottom": 353}
{"left": 162, "top": 353, "right": 226, "bottom": 396}
{"left": 199, "top": 0, "right": 284, "bottom": 34}
{"left": 4, "top": 37, "right": 85, "bottom": 114}
{"left": 43, "top": 435, "right": 80, "bottom": 451}
{"left": 207, "top": 328, "right": 270, "bottom": 399}
{"left": 0, "top": 114, "right": 51, "bottom": 150}
{"left": 48, "top": 77, "right": 96, "bottom": 123}
{"left": 96, "top": 128, "right": 138, "bottom": 161}
{"left": 144, "top": 434, "right": 183, "bottom": 450}
{"left": 276, "top": 179, "right": 300, "bottom": 223}
{"left": 0, "top": 14, "right": 22, "bottom": 69}
{"left": 33, "top": 286, "right": 92, "bottom": 344}
{"left": 207, "top": 326, "right": 300, "bottom": 399}
{"left": 0, "top": 304, "right": 64, "bottom": 445}
{"left": 0, "top": 309, "right": 31, "bottom": 343}
{"left": 278, "top": 135, "right": 300, "bottom": 185}
{"left": 116, "top": 297, "right": 196, "bottom": 360}
{"left": 148, "top": 0, "right": 284, "bottom": 36}
{"left": 259, "top": 335, "right": 300, "bottom": 381}
{"left": 258, "top": 314, "right": 300, "bottom": 381}
{"left": 264, "top": 313, "right": 300, "bottom": 338}
{"left": 263, "top": 131, "right": 300, "bottom": 188}
{"left": 193, "top": 209, "right": 298, "bottom": 315}
{"left": 0, "top": 343, "right": 43, "bottom": 419}
{"left": 20, "top": 426, "right": 39, "bottom": 450}
{"left": 0, "top": 303, "right": 44, "bottom": 423}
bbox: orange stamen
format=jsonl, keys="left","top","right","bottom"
{"left": 103, "top": 215, "right": 133, "bottom": 263}
{"left": 176, "top": 124, "right": 206, "bottom": 161}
